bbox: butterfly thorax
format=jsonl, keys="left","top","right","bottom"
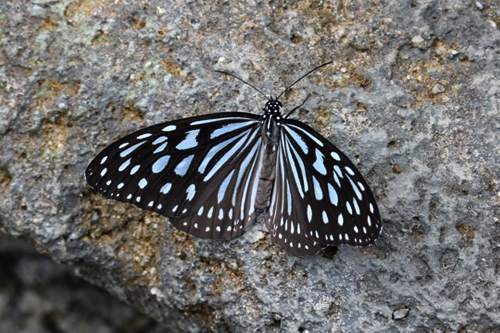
{"left": 254, "top": 100, "right": 282, "bottom": 210}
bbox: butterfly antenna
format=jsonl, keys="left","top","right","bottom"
{"left": 276, "top": 61, "right": 332, "bottom": 100}
{"left": 216, "top": 70, "right": 271, "bottom": 102}
{"left": 284, "top": 94, "right": 311, "bottom": 118}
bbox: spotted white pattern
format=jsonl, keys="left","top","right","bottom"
{"left": 174, "top": 155, "right": 194, "bottom": 176}
{"left": 86, "top": 65, "right": 381, "bottom": 257}
{"left": 130, "top": 165, "right": 140, "bottom": 175}
{"left": 152, "top": 155, "right": 170, "bottom": 173}
{"left": 186, "top": 184, "right": 196, "bottom": 201}
{"left": 331, "top": 152, "right": 341, "bottom": 161}
{"left": 137, "top": 133, "right": 152, "bottom": 139}
{"left": 160, "top": 183, "right": 172, "bottom": 194}
{"left": 313, "top": 148, "right": 327, "bottom": 175}
{"left": 338, "top": 213, "right": 344, "bottom": 226}
{"left": 138, "top": 178, "right": 148, "bottom": 189}
{"left": 322, "top": 211, "right": 329, "bottom": 224}
{"left": 162, "top": 125, "right": 176, "bottom": 132}
{"left": 176, "top": 129, "right": 200, "bottom": 150}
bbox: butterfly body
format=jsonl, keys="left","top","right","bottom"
{"left": 86, "top": 68, "right": 381, "bottom": 256}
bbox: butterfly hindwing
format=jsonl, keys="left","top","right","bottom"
{"left": 264, "top": 119, "right": 381, "bottom": 255}
{"left": 169, "top": 135, "right": 265, "bottom": 239}
{"left": 86, "top": 113, "right": 262, "bottom": 222}
{"left": 264, "top": 135, "right": 323, "bottom": 256}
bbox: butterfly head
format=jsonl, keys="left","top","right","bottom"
{"left": 263, "top": 99, "right": 283, "bottom": 116}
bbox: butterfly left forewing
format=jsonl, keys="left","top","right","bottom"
{"left": 86, "top": 113, "right": 261, "bottom": 219}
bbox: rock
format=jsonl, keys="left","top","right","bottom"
{"left": 1, "top": 0, "right": 500, "bottom": 332}
{"left": 432, "top": 83, "right": 446, "bottom": 94}
{"left": 411, "top": 35, "right": 426, "bottom": 49}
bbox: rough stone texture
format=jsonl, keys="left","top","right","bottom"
{"left": 1, "top": 0, "right": 499, "bottom": 332}
{"left": 0, "top": 232, "right": 168, "bottom": 333}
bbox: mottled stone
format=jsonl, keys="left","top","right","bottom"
{"left": 1, "top": 0, "right": 500, "bottom": 332}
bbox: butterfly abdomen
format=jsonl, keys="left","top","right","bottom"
{"left": 254, "top": 115, "right": 280, "bottom": 210}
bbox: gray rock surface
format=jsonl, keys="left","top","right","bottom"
{"left": 1, "top": 0, "right": 499, "bottom": 332}
{"left": 0, "top": 232, "right": 168, "bottom": 333}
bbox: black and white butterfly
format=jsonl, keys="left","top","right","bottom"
{"left": 86, "top": 63, "right": 381, "bottom": 256}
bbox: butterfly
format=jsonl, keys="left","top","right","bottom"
{"left": 85, "top": 63, "right": 381, "bottom": 256}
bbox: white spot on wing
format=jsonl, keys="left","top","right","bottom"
{"left": 331, "top": 152, "right": 341, "bottom": 161}
{"left": 162, "top": 125, "right": 176, "bottom": 132}
{"left": 334, "top": 172, "right": 341, "bottom": 187}
{"left": 174, "top": 155, "right": 194, "bottom": 176}
{"left": 190, "top": 117, "right": 251, "bottom": 126}
{"left": 118, "top": 158, "right": 131, "bottom": 172}
{"left": 210, "top": 121, "right": 255, "bottom": 138}
{"left": 160, "top": 183, "right": 172, "bottom": 194}
{"left": 137, "top": 133, "right": 152, "bottom": 139}
{"left": 346, "top": 201, "right": 353, "bottom": 214}
{"left": 152, "top": 155, "right": 170, "bottom": 173}
{"left": 313, "top": 176, "right": 323, "bottom": 200}
{"left": 338, "top": 213, "right": 344, "bottom": 226}
{"left": 138, "top": 178, "right": 148, "bottom": 189}
{"left": 334, "top": 165, "right": 344, "bottom": 178}
{"left": 152, "top": 136, "right": 168, "bottom": 145}
{"left": 154, "top": 142, "right": 168, "bottom": 154}
{"left": 100, "top": 168, "right": 107, "bottom": 176}
{"left": 120, "top": 141, "right": 146, "bottom": 157}
{"left": 176, "top": 129, "right": 200, "bottom": 150}
{"left": 218, "top": 170, "right": 235, "bottom": 203}
{"left": 322, "top": 211, "right": 329, "bottom": 224}
{"left": 130, "top": 165, "right": 140, "bottom": 175}
{"left": 328, "top": 183, "right": 338, "bottom": 205}
{"left": 345, "top": 166, "right": 355, "bottom": 175}
{"left": 348, "top": 177, "right": 363, "bottom": 201}
{"left": 186, "top": 184, "right": 196, "bottom": 201}
{"left": 313, "top": 148, "right": 327, "bottom": 175}
{"left": 353, "top": 199, "right": 360, "bottom": 215}
{"left": 358, "top": 182, "right": 365, "bottom": 191}
{"left": 100, "top": 156, "right": 108, "bottom": 164}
